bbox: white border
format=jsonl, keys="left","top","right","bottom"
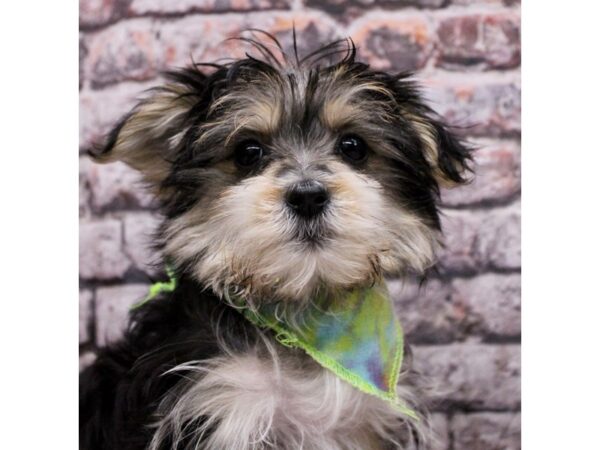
{"left": 1, "top": 1, "right": 600, "bottom": 448}
{"left": 0, "top": 2, "right": 78, "bottom": 448}
{"left": 523, "top": 1, "right": 600, "bottom": 448}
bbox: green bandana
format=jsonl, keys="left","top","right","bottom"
{"left": 140, "top": 274, "right": 416, "bottom": 419}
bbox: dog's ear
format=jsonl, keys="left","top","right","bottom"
{"left": 89, "top": 72, "right": 206, "bottom": 188}
{"left": 408, "top": 113, "right": 473, "bottom": 188}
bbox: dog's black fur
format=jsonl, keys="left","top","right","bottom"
{"left": 80, "top": 275, "right": 259, "bottom": 450}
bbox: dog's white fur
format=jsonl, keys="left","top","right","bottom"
{"left": 150, "top": 337, "right": 428, "bottom": 450}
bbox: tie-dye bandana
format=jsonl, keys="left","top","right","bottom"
{"left": 139, "top": 274, "right": 416, "bottom": 419}
{"left": 240, "top": 283, "right": 417, "bottom": 419}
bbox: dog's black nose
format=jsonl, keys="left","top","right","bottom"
{"left": 285, "top": 180, "right": 330, "bottom": 218}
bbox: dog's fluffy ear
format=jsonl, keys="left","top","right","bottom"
{"left": 90, "top": 78, "right": 201, "bottom": 187}
{"left": 408, "top": 113, "right": 473, "bottom": 188}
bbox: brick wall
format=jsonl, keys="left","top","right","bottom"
{"left": 79, "top": 1, "right": 521, "bottom": 448}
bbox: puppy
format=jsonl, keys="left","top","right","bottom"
{"left": 80, "top": 33, "right": 471, "bottom": 450}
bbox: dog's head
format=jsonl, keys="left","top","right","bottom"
{"left": 92, "top": 34, "right": 471, "bottom": 302}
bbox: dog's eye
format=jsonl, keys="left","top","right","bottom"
{"left": 234, "top": 140, "right": 264, "bottom": 168}
{"left": 338, "top": 135, "right": 368, "bottom": 164}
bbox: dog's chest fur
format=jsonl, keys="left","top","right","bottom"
{"left": 151, "top": 348, "right": 417, "bottom": 450}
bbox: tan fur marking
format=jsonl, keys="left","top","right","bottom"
{"left": 198, "top": 72, "right": 284, "bottom": 148}
{"left": 97, "top": 84, "right": 197, "bottom": 188}
{"left": 321, "top": 81, "right": 395, "bottom": 130}
{"left": 403, "top": 111, "right": 464, "bottom": 188}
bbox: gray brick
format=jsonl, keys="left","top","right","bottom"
{"left": 80, "top": 0, "right": 128, "bottom": 28}
{"left": 390, "top": 278, "right": 463, "bottom": 344}
{"left": 84, "top": 18, "right": 163, "bottom": 88}
{"left": 439, "top": 203, "right": 521, "bottom": 273}
{"left": 349, "top": 14, "right": 434, "bottom": 72}
{"left": 79, "top": 290, "right": 93, "bottom": 344}
{"left": 452, "top": 412, "right": 521, "bottom": 450}
{"left": 123, "top": 212, "right": 162, "bottom": 275}
{"left": 441, "top": 139, "right": 520, "bottom": 207}
{"left": 82, "top": 157, "right": 156, "bottom": 212}
{"left": 390, "top": 273, "right": 520, "bottom": 343}
{"left": 438, "top": 209, "right": 483, "bottom": 273}
{"left": 479, "top": 203, "right": 521, "bottom": 270}
{"left": 451, "top": 274, "right": 520, "bottom": 338}
{"left": 80, "top": 218, "right": 131, "bottom": 280}
{"left": 425, "top": 73, "right": 521, "bottom": 138}
{"left": 436, "top": 12, "right": 520, "bottom": 70}
{"left": 414, "top": 344, "right": 520, "bottom": 410}
{"left": 95, "top": 284, "right": 150, "bottom": 346}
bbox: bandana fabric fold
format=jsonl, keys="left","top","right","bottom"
{"left": 140, "top": 274, "right": 417, "bottom": 419}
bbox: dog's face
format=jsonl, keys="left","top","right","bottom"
{"left": 94, "top": 38, "right": 470, "bottom": 302}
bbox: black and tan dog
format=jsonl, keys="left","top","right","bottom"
{"left": 80, "top": 33, "right": 471, "bottom": 450}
